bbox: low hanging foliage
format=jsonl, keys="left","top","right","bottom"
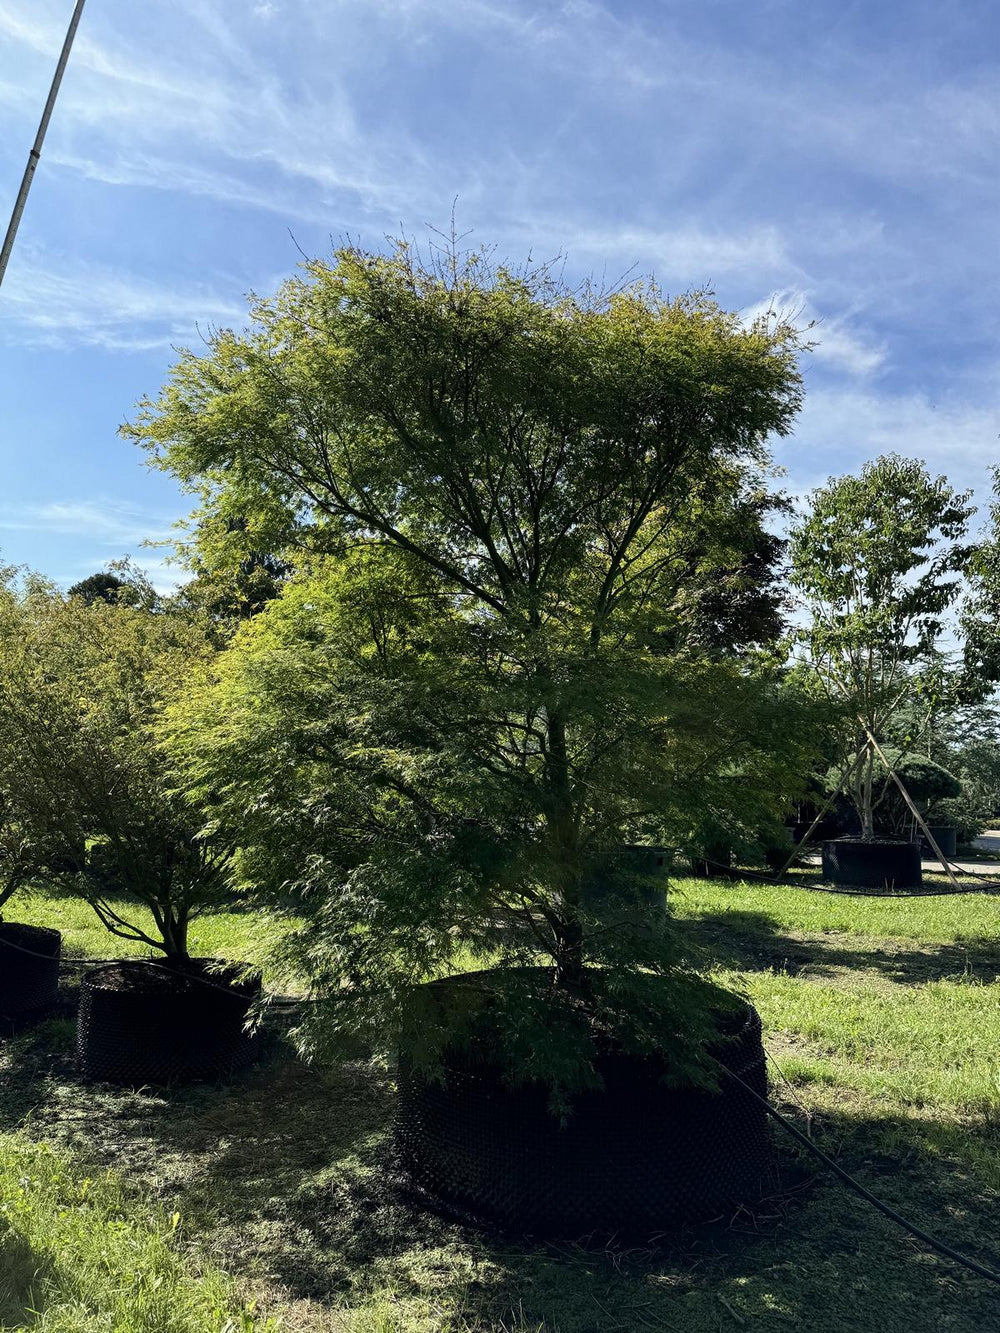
{"left": 139, "top": 235, "right": 815, "bottom": 1097}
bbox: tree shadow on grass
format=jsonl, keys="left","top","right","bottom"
{"left": 0, "top": 1225, "right": 51, "bottom": 1328}
{"left": 5, "top": 1012, "right": 1000, "bottom": 1330}
{"left": 682, "top": 909, "right": 1000, "bottom": 985}
{"left": 0, "top": 1013, "right": 400, "bottom": 1301}
{"left": 338, "top": 1103, "right": 1000, "bottom": 1333}
{"left": 264, "top": 1100, "right": 1000, "bottom": 1333}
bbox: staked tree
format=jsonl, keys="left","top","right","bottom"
{"left": 788, "top": 454, "right": 975, "bottom": 841}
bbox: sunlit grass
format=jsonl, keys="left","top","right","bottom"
{"left": 670, "top": 874, "right": 1000, "bottom": 945}
{"left": 741, "top": 970, "right": 1000, "bottom": 1112}
{"left": 5, "top": 886, "right": 285, "bottom": 973}
{"left": 0, "top": 1135, "right": 273, "bottom": 1332}
{"left": 6, "top": 873, "right": 1000, "bottom": 1329}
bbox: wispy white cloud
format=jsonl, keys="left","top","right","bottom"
{"left": 0, "top": 1, "right": 432, "bottom": 219}
{"left": 779, "top": 387, "right": 1000, "bottom": 505}
{"left": 515, "top": 220, "right": 795, "bottom": 283}
{"left": 7, "top": 0, "right": 985, "bottom": 361}
{"left": 0, "top": 250, "right": 246, "bottom": 350}
{"left": 44, "top": 149, "right": 335, "bottom": 225}
{"left": 0, "top": 500, "right": 178, "bottom": 547}
{"left": 349, "top": 0, "right": 1000, "bottom": 192}
{"left": 743, "top": 291, "right": 887, "bottom": 378}
{"left": 1, "top": 0, "right": 998, "bottom": 472}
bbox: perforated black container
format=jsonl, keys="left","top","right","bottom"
{"left": 396, "top": 976, "right": 770, "bottom": 1235}
{"left": 920, "top": 826, "right": 958, "bottom": 859}
{"left": 822, "top": 837, "right": 922, "bottom": 890}
{"left": 77, "top": 959, "right": 260, "bottom": 1086}
{"left": 0, "top": 922, "right": 61, "bottom": 1028}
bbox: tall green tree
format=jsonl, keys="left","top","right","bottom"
{"left": 133, "top": 239, "right": 807, "bottom": 1090}
{"left": 0, "top": 561, "right": 37, "bottom": 919}
{"left": 0, "top": 787, "right": 39, "bottom": 917}
{"left": 789, "top": 454, "right": 975, "bottom": 840}
{"left": 962, "top": 467, "right": 1000, "bottom": 693}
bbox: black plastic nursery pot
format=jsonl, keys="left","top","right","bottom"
{"left": 77, "top": 959, "right": 261, "bottom": 1086}
{"left": 396, "top": 972, "right": 771, "bottom": 1236}
{"left": 821, "top": 837, "right": 922, "bottom": 891}
{"left": 0, "top": 922, "right": 61, "bottom": 1028}
{"left": 580, "top": 844, "right": 669, "bottom": 922}
{"left": 689, "top": 841, "right": 734, "bottom": 878}
{"left": 919, "top": 825, "right": 958, "bottom": 859}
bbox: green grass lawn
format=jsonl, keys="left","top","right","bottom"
{"left": 2, "top": 876, "right": 1000, "bottom": 1331}
{"left": 5, "top": 886, "right": 278, "bottom": 969}
{"left": 0, "top": 1134, "right": 273, "bottom": 1332}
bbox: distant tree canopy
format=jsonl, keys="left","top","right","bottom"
{"left": 67, "top": 571, "right": 127, "bottom": 605}
{"left": 131, "top": 238, "right": 811, "bottom": 1092}
{"left": 174, "top": 516, "right": 289, "bottom": 631}
{"left": 963, "top": 467, "right": 1000, "bottom": 692}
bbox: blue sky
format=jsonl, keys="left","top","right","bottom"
{"left": 1, "top": 0, "right": 998, "bottom": 587}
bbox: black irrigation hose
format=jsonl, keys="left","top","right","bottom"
{"left": 721, "top": 1061, "right": 1000, "bottom": 1288}
{"left": 944, "top": 854, "right": 1000, "bottom": 885}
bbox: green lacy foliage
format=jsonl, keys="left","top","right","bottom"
{"left": 402, "top": 968, "right": 743, "bottom": 1116}
{"left": 143, "top": 237, "right": 812, "bottom": 1094}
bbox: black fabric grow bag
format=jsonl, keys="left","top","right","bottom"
{"left": 396, "top": 975, "right": 770, "bottom": 1235}
{"left": 919, "top": 826, "right": 958, "bottom": 859}
{"left": 77, "top": 959, "right": 260, "bottom": 1086}
{"left": 0, "top": 922, "right": 61, "bottom": 1028}
{"left": 822, "top": 838, "right": 922, "bottom": 890}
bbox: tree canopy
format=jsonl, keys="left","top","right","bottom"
{"left": 132, "top": 239, "right": 809, "bottom": 1092}
{"left": 66, "top": 571, "right": 128, "bottom": 606}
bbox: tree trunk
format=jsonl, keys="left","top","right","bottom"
{"left": 545, "top": 711, "right": 584, "bottom": 987}
{"left": 161, "top": 909, "right": 190, "bottom": 967}
{"left": 860, "top": 746, "right": 875, "bottom": 841}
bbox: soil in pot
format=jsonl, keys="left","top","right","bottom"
{"left": 77, "top": 958, "right": 261, "bottom": 1086}
{"left": 0, "top": 922, "right": 61, "bottom": 1032}
{"left": 822, "top": 837, "right": 922, "bottom": 891}
{"left": 396, "top": 969, "right": 771, "bottom": 1237}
